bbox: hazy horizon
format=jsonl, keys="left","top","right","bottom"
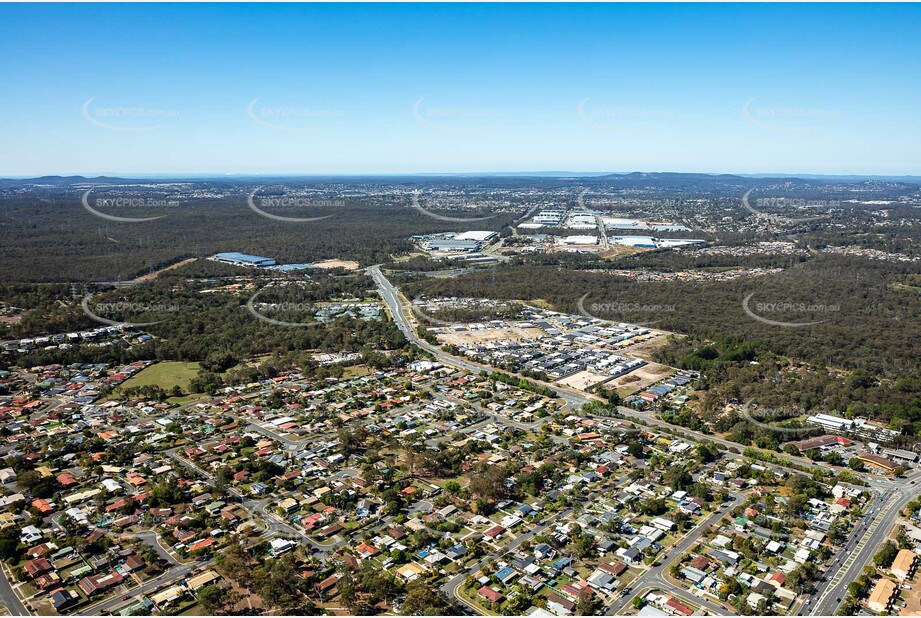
{"left": 2, "top": 3, "right": 920, "bottom": 177}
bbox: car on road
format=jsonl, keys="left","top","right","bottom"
{"left": 122, "top": 596, "right": 132, "bottom": 601}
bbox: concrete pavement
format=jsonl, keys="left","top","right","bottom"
{"left": 0, "top": 562, "right": 29, "bottom": 616}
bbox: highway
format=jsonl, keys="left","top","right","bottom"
{"left": 611, "top": 408, "right": 896, "bottom": 493}
{"left": 373, "top": 264, "right": 734, "bottom": 614}
{"left": 373, "top": 264, "right": 892, "bottom": 491}
{"left": 806, "top": 477, "right": 921, "bottom": 616}
{"left": 370, "top": 264, "right": 921, "bottom": 617}
{"left": 0, "top": 265, "right": 911, "bottom": 618}
{"left": 369, "top": 265, "right": 595, "bottom": 411}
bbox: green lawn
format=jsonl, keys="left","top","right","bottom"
{"left": 118, "top": 361, "right": 201, "bottom": 393}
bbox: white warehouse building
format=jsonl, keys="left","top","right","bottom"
{"left": 454, "top": 230, "right": 498, "bottom": 243}
{"left": 561, "top": 235, "right": 599, "bottom": 245}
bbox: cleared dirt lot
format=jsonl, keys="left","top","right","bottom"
{"left": 611, "top": 362, "right": 675, "bottom": 395}
{"left": 618, "top": 332, "right": 673, "bottom": 360}
{"left": 557, "top": 369, "right": 610, "bottom": 390}
{"left": 437, "top": 326, "right": 539, "bottom": 346}
{"left": 313, "top": 259, "right": 360, "bottom": 270}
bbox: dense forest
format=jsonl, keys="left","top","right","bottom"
{"left": 0, "top": 192, "right": 516, "bottom": 282}
{"left": 653, "top": 336, "right": 921, "bottom": 448}
{"left": 399, "top": 254, "right": 921, "bottom": 377}
{"left": 3, "top": 176, "right": 920, "bottom": 429}
{"left": 397, "top": 253, "right": 921, "bottom": 434}
{"left": 1, "top": 269, "right": 411, "bottom": 382}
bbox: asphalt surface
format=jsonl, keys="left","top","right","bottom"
{"left": 807, "top": 478, "right": 921, "bottom": 616}
{"left": 370, "top": 265, "right": 921, "bottom": 617}
{"left": 607, "top": 493, "right": 745, "bottom": 616}
{"left": 1, "top": 265, "right": 905, "bottom": 618}
{"left": 0, "top": 563, "right": 29, "bottom": 616}
{"left": 439, "top": 507, "right": 575, "bottom": 607}
{"left": 369, "top": 265, "right": 593, "bottom": 411}
{"left": 78, "top": 562, "right": 198, "bottom": 616}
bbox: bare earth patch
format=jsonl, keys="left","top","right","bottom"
{"left": 613, "top": 362, "right": 675, "bottom": 396}
{"left": 313, "top": 259, "right": 360, "bottom": 270}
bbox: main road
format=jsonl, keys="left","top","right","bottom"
{"left": 607, "top": 492, "right": 745, "bottom": 616}
{"left": 370, "top": 264, "right": 921, "bottom": 617}
{"left": 372, "top": 264, "right": 891, "bottom": 491}
{"left": 807, "top": 476, "right": 921, "bottom": 616}
{"left": 0, "top": 562, "right": 29, "bottom": 616}
{"left": 369, "top": 265, "right": 594, "bottom": 411}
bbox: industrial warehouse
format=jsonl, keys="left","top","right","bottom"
{"left": 413, "top": 230, "right": 499, "bottom": 254}
{"left": 209, "top": 253, "right": 315, "bottom": 271}
{"left": 211, "top": 252, "right": 277, "bottom": 267}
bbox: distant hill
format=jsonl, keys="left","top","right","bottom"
{"left": 1, "top": 171, "right": 918, "bottom": 190}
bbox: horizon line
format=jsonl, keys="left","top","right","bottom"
{"left": 4, "top": 171, "right": 921, "bottom": 181}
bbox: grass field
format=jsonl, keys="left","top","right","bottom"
{"left": 343, "top": 364, "right": 372, "bottom": 378}
{"left": 117, "top": 361, "right": 201, "bottom": 393}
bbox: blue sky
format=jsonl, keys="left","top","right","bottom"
{"left": 1, "top": 3, "right": 919, "bottom": 176}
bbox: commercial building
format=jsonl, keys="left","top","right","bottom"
{"left": 533, "top": 210, "right": 564, "bottom": 226}
{"left": 868, "top": 578, "right": 897, "bottom": 613}
{"left": 611, "top": 235, "right": 657, "bottom": 248}
{"left": 806, "top": 413, "right": 855, "bottom": 432}
{"left": 857, "top": 452, "right": 899, "bottom": 473}
{"left": 883, "top": 448, "right": 919, "bottom": 465}
{"left": 891, "top": 549, "right": 917, "bottom": 580}
{"left": 784, "top": 435, "right": 853, "bottom": 453}
{"left": 565, "top": 213, "right": 597, "bottom": 229}
{"left": 655, "top": 239, "right": 706, "bottom": 248}
{"left": 561, "top": 235, "right": 599, "bottom": 245}
{"left": 602, "top": 217, "right": 641, "bottom": 229}
{"left": 426, "top": 239, "right": 482, "bottom": 252}
{"left": 213, "top": 252, "right": 277, "bottom": 268}
{"left": 454, "top": 230, "right": 498, "bottom": 243}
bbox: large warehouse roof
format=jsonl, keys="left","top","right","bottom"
{"left": 214, "top": 252, "right": 277, "bottom": 266}
{"left": 454, "top": 230, "right": 497, "bottom": 242}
